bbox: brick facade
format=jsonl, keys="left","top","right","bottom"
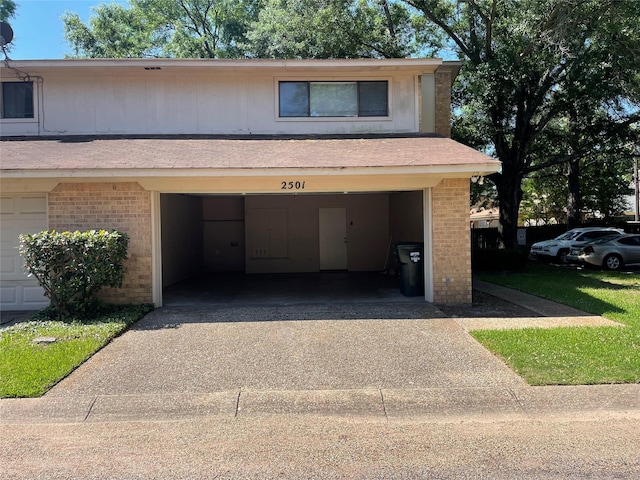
{"left": 431, "top": 178, "right": 472, "bottom": 304}
{"left": 435, "top": 70, "right": 452, "bottom": 138}
{"left": 48, "top": 182, "right": 153, "bottom": 304}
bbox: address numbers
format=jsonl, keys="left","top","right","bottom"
{"left": 281, "top": 181, "right": 306, "bottom": 190}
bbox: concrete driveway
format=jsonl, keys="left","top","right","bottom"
{"left": 4, "top": 291, "right": 639, "bottom": 480}
{"left": 48, "top": 303, "right": 527, "bottom": 397}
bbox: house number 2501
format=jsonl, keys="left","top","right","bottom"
{"left": 281, "top": 181, "right": 306, "bottom": 190}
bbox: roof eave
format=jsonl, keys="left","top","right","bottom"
{"left": 0, "top": 58, "right": 446, "bottom": 76}
{"left": 0, "top": 162, "right": 501, "bottom": 179}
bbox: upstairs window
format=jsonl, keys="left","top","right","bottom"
{"left": 1, "top": 82, "right": 34, "bottom": 119}
{"left": 279, "top": 81, "right": 388, "bottom": 118}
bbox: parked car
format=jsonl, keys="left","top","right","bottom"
{"left": 565, "top": 234, "right": 621, "bottom": 263}
{"left": 573, "top": 234, "right": 640, "bottom": 270}
{"left": 529, "top": 227, "right": 625, "bottom": 263}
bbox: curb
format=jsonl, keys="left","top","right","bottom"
{"left": 2, "top": 384, "right": 639, "bottom": 425}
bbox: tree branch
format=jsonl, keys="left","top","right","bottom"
{"left": 403, "top": 0, "right": 477, "bottom": 62}
{"left": 380, "top": 0, "right": 396, "bottom": 39}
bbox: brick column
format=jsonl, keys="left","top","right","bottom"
{"left": 431, "top": 178, "right": 471, "bottom": 304}
{"left": 434, "top": 70, "right": 452, "bottom": 138}
{"left": 48, "top": 182, "right": 153, "bottom": 304}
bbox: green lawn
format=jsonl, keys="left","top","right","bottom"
{"left": 0, "top": 304, "right": 152, "bottom": 398}
{"left": 473, "top": 264, "right": 640, "bottom": 385}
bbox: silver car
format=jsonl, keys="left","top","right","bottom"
{"left": 530, "top": 227, "right": 625, "bottom": 262}
{"left": 575, "top": 234, "right": 640, "bottom": 270}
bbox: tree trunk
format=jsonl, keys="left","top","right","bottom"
{"left": 492, "top": 168, "right": 524, "bottom": 249}
{"left": 566, "top": 157, "right": 581, "bottom": 229}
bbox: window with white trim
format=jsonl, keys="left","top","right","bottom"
{"left": 1, "top": 81, "right": 35, "bottom": 119}
{"left": 279, "top": 81, "right": 388, "bottom": 118}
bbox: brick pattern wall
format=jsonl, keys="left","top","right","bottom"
{"left": 48, "top": 182, "right": 153, "bottom": 304}
{"left": 435, "top": 71, "right": 452, "bottom": 138}
{"left": 432, "top": 178, "right": 471, "bottom": 304}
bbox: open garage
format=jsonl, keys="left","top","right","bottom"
{"left": 160, "top": 191, "right": 424, "bottom": 305}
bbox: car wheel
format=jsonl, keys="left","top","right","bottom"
{"left": 603, "top": 254, "right": 623, "bottom": 271}
{"left": 557, "top": 249, "right": 569, "bottom": 263}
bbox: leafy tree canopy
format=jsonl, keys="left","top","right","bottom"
{"left": 64, "top": 0, "right": 427, "bottom": 59}
{"left": 404, "top": 0, "right": 640, "bottom": 245}
{"left": 64, "top": 0, "right": 263, "bottom": 58}
{"left": 245, "top": 0, "right": 427, "bottom": 59}
{"left": 0, "top": 0, "right": 16, "bottom": 22}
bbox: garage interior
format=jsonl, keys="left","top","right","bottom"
{"left": 160, "top": 191, "right": 426, "bottom": 306}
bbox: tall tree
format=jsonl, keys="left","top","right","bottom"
{"left": 64, "top": 0, "right": 263, "bottom": 58}
{"left": 245, "top": 0, "right": 424, "bottom": 59}
{"left": 404, "top": 0, "right": 640, "bottom": 247}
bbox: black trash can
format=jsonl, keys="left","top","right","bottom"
{"left": 394, "top": 242, "right": 424, "bottom": 297}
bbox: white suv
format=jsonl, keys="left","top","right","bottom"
{"left": 529, "top": 227, "right": 625, "bottom": 262}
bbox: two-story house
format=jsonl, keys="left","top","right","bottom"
{"left": 0, "top": 58, "right": 499, "bottom": 311}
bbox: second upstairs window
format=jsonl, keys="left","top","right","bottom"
{"left": 279, "top": 81, "right": 388, "bottom": 118}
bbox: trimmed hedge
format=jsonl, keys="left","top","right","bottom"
{"left": 19, "top": 230, "right": 129, "bottom": 316}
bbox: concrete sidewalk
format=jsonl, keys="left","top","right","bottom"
{"left": 2, "top": 384, "right": 639, "bottom": 425}
{"left": 456, "top": 280, "right": 624, "bottom": 330}
{"left": 473, "top": 279, "right": 600, "bottom": 317}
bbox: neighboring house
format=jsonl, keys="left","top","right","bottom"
{"left": 470, "top": 207, "right": 499, "bottom": 229}
{"left": 623, "top": 192, "right": 638, "bottom": 220}
{"left": 0, "top": 58, "right": 500, "bottom": 310}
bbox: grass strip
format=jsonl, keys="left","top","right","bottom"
{"left": 473, "top": 264, "right": 640, "bottom": 385}
{"left": 0, "top": 304, "right": 153, "bottom": 398}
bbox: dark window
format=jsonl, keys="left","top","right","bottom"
{"left": 582, "top": 231, "right": 620, "bottom": 241}
{"left": 279, "top": 82, "right": 309, "bottom": 117}
{"left": 358, "top": 81, "right": 388, "bottom": 116}
{"left": 279, "top": 81, "right": 388, "bottom": 118}
{"left": 618, "top": 236, "right": 640, "bottom": 246}
{"left": 1, "top": 82, "right": 34, "bottom": 119}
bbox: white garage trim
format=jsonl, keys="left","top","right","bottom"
{"left": 423, "top": 188, "right": 434, "bottom": 303}
{"left": 151, "top": 191, "right": 163, "bottom": 308}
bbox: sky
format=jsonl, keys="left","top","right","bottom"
{"left": 5, "top": 0, "right": 127, "bottom": 60}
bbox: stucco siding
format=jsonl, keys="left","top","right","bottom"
{"left": 14, "top": 72, "right": 419, "bottom": 136}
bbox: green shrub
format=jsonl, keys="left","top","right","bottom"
{"left": 19, "top": 230, "right": 129, "bottom": 316}
{"left": 472, "top": 248, "right": 528, "bottom": 272}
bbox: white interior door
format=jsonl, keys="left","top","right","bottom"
{"left": 319, "top": 207, "right": 347, "bottom": 270}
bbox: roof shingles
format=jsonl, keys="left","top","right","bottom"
{"left": 0, "top": 135, "right": 499, "bottom": 172}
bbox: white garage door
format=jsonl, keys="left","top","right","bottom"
{"left": 0, "top": 195, "right": 49, "bottom": 311}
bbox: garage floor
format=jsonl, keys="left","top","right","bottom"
{"left": 163, "top": 271, "right": 423, "bottom": 307}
